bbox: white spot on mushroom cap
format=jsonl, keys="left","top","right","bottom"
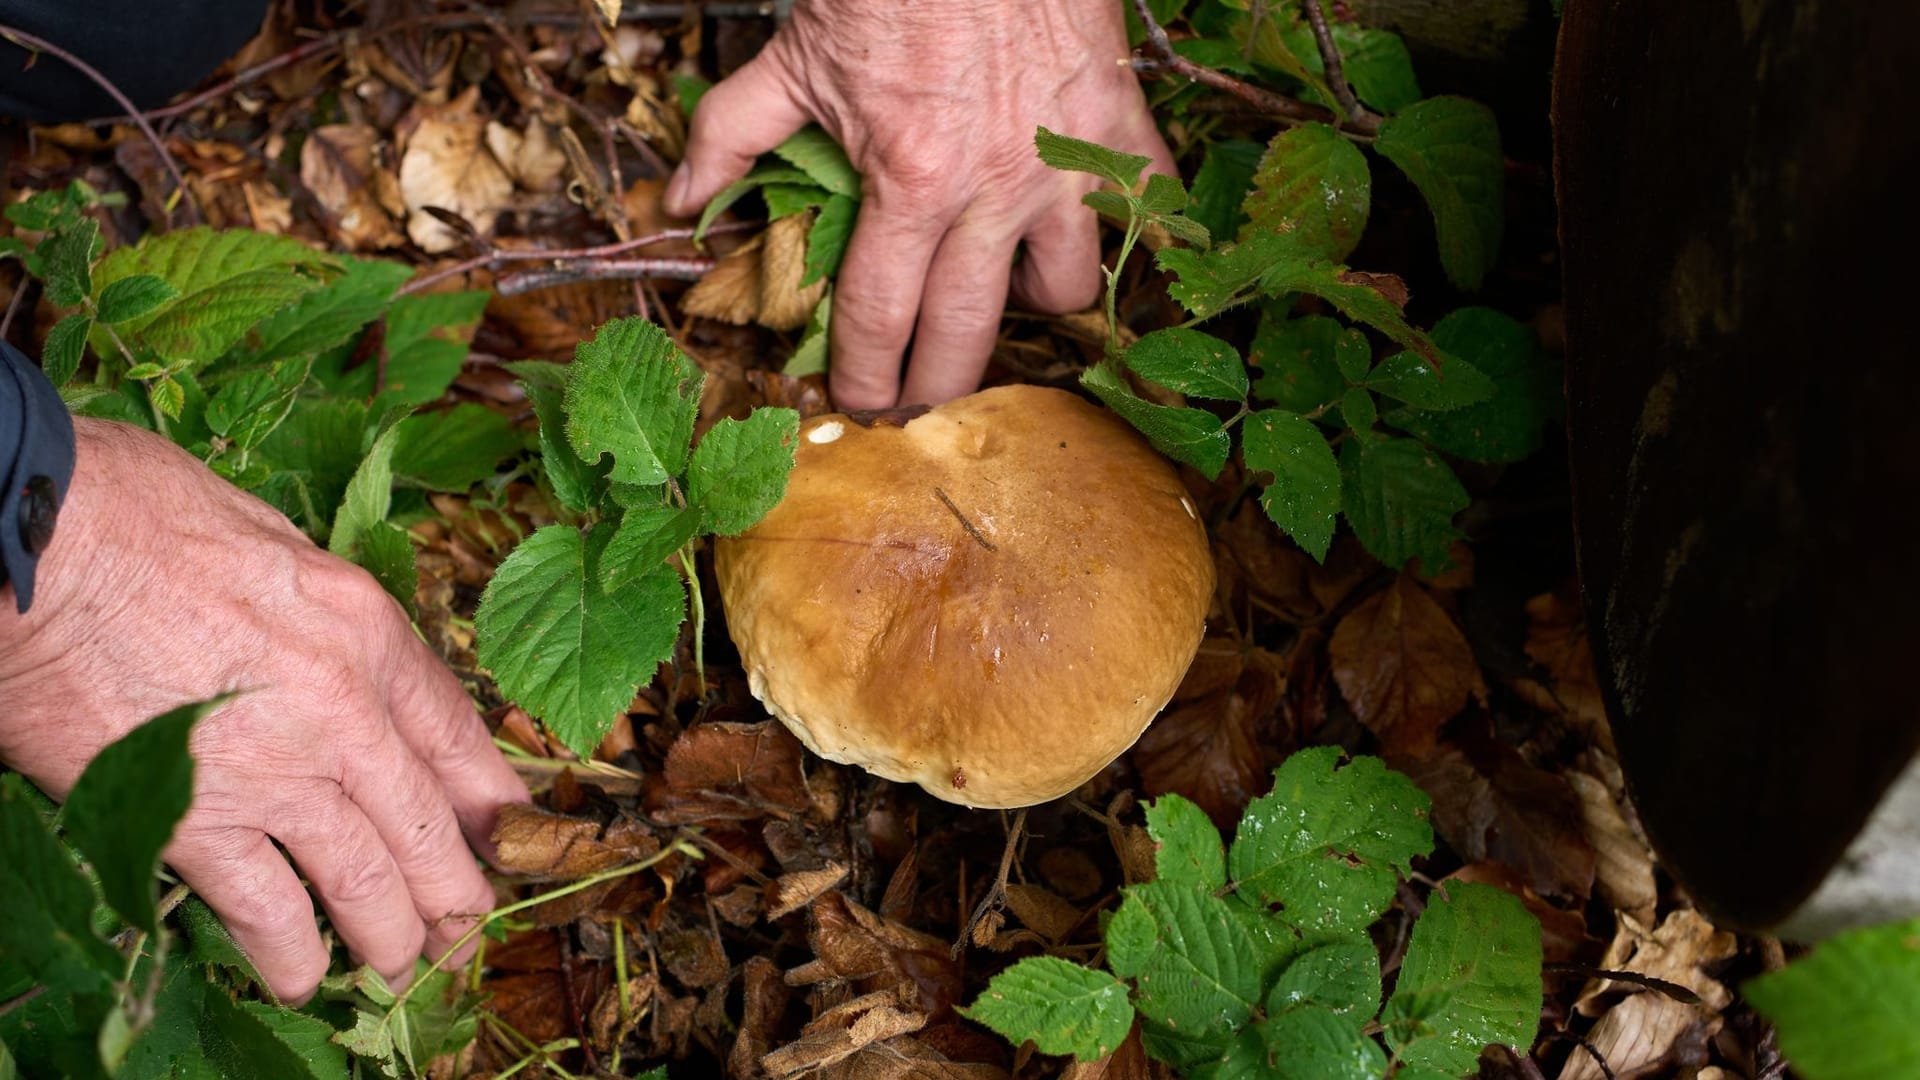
{"left": 807, "top": 420, "right": 845, "bottom": 444}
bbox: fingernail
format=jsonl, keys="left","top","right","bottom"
{"left": 665, "top": 165, "right": 693, "bottom": 214}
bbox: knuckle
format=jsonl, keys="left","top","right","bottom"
{"left": 326, "top": 847, "right": 403, "bottom": 908}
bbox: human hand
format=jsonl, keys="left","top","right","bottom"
{"left": 662, "top": 0, "right": 1175, "bottom": 409}
{"left": 0, "top": 419, "right": 528, "bottom": 1003}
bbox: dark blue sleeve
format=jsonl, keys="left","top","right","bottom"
{"left": 0, "top": 340, "right": 75, "bottom": 613}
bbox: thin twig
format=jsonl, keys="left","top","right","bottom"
{"left": 0, "top": 23, "right": 201, "bottom": 224}
{"left": 0, "top": 278, "right": 28, "bottom": 341}
{"left": 398, "top": 222, "right": 750, "bottom": 296}
{"left": 1126, "top": 0, "right": 1379, "bottom": 137}
{"left": 1299, "top": 0, "right": 1377, "bottom": 128}
{"left": 493, "top": 257, "right": 714, "bottom": 295}
{"left": 933, "top": 488, "right": 997, "bottom": 552}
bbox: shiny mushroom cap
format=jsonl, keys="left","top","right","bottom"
{"left": 714, "top": 384, "right": 1214, "bottom": 808}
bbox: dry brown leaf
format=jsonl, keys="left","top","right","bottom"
{"left": 591, "top": 0, "right": 621, "bottom": 27}
{"left": 1566, "top": 768, "right": 1657, "bottom": 918}
{"left": 647, "top": 720, "right": 812, "bottom": 824}
{"left": 730, "top": 956, "right": 791, "bottom": 1079}
{"left": 398, "top": 85, "right": 514, "bottom": 253}
{"left": 1400, "top": 733, "right": 1596, "bottom": 900}
{"left": 241, "top": 181, "right": 293, "bottom": 234}
{"left": 760, "top": 212, "right": 828, "bottom": 329}
{"left": 485, "top": 120, "right": 568, "bottom": 194}
{"left": 1133, "top": 662, "right": 1278, "bottom": 827}
{"left": 1516, "top": 586, "right": 1614, "bottom": 749}
{"left": 1061, "top": 1024, "right": 1162, "bottom": 1080}
{"left": 801, "top": 893, "right": 961, "bottom": 1016}
{"left": 1561, "top": 910, "right": 1737, "bottom": 1080}
{"left": 768, "top": 861, "right": 851, "bottom": 921}
{"left": 661, "top": 925, "right": 729, "bottom": 988}
{"left": 683, "top": 233, "right": 764, "bottom": 325}
{"left": 1036, "top": 847, "right": 1104, "bottom": 902}
{"left": 763, "top": 991, "right": 927, "bottom": 1078}
{"left": 301, "top": 124, "right": 407, "bottom": 252}
{"left": 1003, "top": 883, "right": 1083, "bottom": 942}
{"left": 1330, "top": 574, "right": 1482, "bottom": 757}
{"left": 622, "top": 178, "right": 702, "bottom": 256}
{"left": 490, "top": 803, "right": 661, "bottom": 880}
{"left": 817, "top": 1035, "right": 1010, "bottom": 1080}
{"left": 588, "top": 974, "right": 655, "bottom": 1049}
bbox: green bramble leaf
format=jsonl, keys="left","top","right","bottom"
{"left": 150, "top": 376, "right": 186, "bottom": 421}
{"left": 1082, "top": 189, "right": 1135, "bottom": 223}
{"left": 1140, "top": 172, "right": 1189, "bottom": 215}
{"left": 358, "top": 521, "right": 417, "bottom": 614}
{"left": 390, "top": 404, "right": 523, "bottom": 491}
{"left": 1375, "top": 97, "right": 1505, "bottom": 291}
{"left": 1189, "top": 138, "right": 1263, "bottom": 243}
{"left": 329, "top": 421, "right": 402, "bottom": 559}
{"left": 772, "top": 126, "right": 861, "bottom": 199}
{"left": 1035, "top": 126, "right": 1151, "bottom": 190}
{"left": 1252, "top": 1003, "right": 1387, "bottom": 1080}
{"left": 94, "top": 274, "right": 178, "bottom": 324}
{"left": 565, "top": 317, "right": 703, "bottom": 487}
{"left": 508, "top": 361, "right": 606, "bottom": 513}
{"left": 1156, "top": 237, "right": 1272, "bottom": 320}
{"left": 687, "top": 408, "right": 801, "bottom": 535}
{"left": 1125, "top": 328, "right": 1248, "bottom": 401}
{"left": 1277, "top": 20, "right": 1421, "bottom": 114}
{"left": 362, "top": 289, "right": 490, "bottom": 411}
{"left": 205, "top": 357, "right": 309, "bottom": 451}
{"left": 1228, "top": 747, "right": 1433, "bottom": 937}
{"left": 802, "top": 194, "right": 857, "bottom": 286}
{"left": 1382, "top": 882, "right": 1542, "bottom": 1075}
{"left": 761, "top": 182, "right": 831, "bottom": 220}
{"left": 1081, "top": 360, "right": 1231, "bottom": 479}
{"left": 0, "top": 774, "right": 119, "bottom": 994}
{"left": 1268, "top": 939, "right": 1382, "bottom": 1020}
{"left": 962, "top": 957, "right": 1135, "bottom": 1062}
{"left": 1342, "top": 387, "right": 1378, "bottom": 432}
{"left": 1249, "top": 311, "right": 1358, "bottom": 416}
{"left": 41, "top": 216, "right": 100, "bottom": 307}
{"left": 253, "top": 398, "right": 372, "bottom": 537}
{"left": 124, "top": 362, "right": 168, "bottom": 381}
{"left": 1387, "top": 307, "right": 1556, "bottom": 464}
{"left": 1368, "top": 350, "right": 1494, "bottom": 411}
{"left": 1107, "top": 882, "right": 1265, "bottom": 1040}
{"left": 1242, "top": 408, "right": 1340, "bottom": 561}
{"left": 1241, "top": 124, "right": 1371, "bottom": 262}
{"left": 92, "top": 227, "right": 336, "bottom": 363}
{"left": 1146, "top": 793, "right": 1226, "bottom": 890}
{"left": 475, "top": 523, "right": 686, "bottom": 758}
{"left": 786, "top": 290, "right": 832, "bottom": 377}
{"left": 694, "top": 164, "right": 816, "bottom": 243}
{"left": 230, "top": 257, "right": 412, "bottom": 368}
{"left": 1339, "top": 435, "right": 1468, "bottom": 570}
{"left": 601, "top": 504, "right": 702, "bottom": 590}
{"left": 41, "top": 313, "right": 91, "bottom": 386}
{"left": 1256, "top": 255, "right": 1442, "bottom": 365}
{"left": 1745, "top": 917, "right": 1920, "bottom": 1080}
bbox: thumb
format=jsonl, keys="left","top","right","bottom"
{"left": 665, "top": 50, "right": 812, "bottom": 216}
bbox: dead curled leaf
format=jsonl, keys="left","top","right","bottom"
{"left": 1132, "top": 660, "right": 1280, "bottom": 828}
{"left": 647, "top": 720, "right": 812, "bottom": 824}
{"left": 1560, "top": 909, "right": 1737, "bottom": 1080}
{"left": 1513, "top": 586, "right": 1615, "bottom": 751}
{"left": 1330, "top": 573, "right": 1484, "bottom": 757}
{"left": 490, "top": 802, "right": 660, "bottom": 880}
{"left": 1061, "top": 1023, "right": 1164, "bottom": 1080}
{"left": 398, "top": 85, "right": 514, "bottom": 253}
{"left": 767, "top": 861, "right": 850, "bottom": 921}
{"left": 1565, "top": 767, "right": 1657, "bottom": 918}
{"left": 299, "top": 124, "right": 407, "bottom": 251}
{"left": 761, "top": 990, "right": 926, "bottom": 1079}
{"left": 1399, "top": 732, "right": 1597, "bottom": 900}
{"left": 683, "top": 214, "right": 828, "bottom": 331}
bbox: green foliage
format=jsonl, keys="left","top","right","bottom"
{"left": 1241, "top": 123, "right": 1370, "bottom": 261}
{"left": 1744, "top": 918, "right": 1920, "bottom": 1080}
{"left": 476, "top": 318, "right": 799, "bottom": 757}
{"left": 968, "top": 751, "right": 1540, "bottom": 1074}
{"left": 1374, "top": 98, "right": 1505, "bottom": 291}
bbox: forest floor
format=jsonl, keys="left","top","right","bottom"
{"left": 0, "top": 1, "right": 1786, "bottom": 1077}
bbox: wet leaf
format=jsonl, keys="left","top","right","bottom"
{"left": 1329, "top": 575, "right": 1480, "bottom": 756}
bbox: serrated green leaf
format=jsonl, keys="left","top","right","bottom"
{"left": 1035, "top": 126, "right": 1150, "bottom": 190}
{"left": 238, "top": 1001, "right": 351, "bottom": 1079}
{"left": 124, "top": 362, "right": 167, "bottom": 380}
{"left": 1155, "top": 213, "right": 1213, "bottom": 248}
{"left": 1140, "top": 172, "right": 1189, "bottom": 215}
{"left": 962, "top": 957, "right": 1134, "bottom": 1062}
{"left": 1343, "top": 387, "right": 1377, "bottom": 431}
{"left": 1375, "top": 97, "right": 1504, "bottom": 291}
{"left": 64, "top": 701, "right": 221, "bottom": 934}
{"left": 1339, "top": 436, "right": 1468, "bottom": 570}
{"left": 1241, "top": 124, "right": 1371, "bottom": 262}
{"left": 786, "top": 289, "right": 832, "bottom": 377}
{"left": 1190, "top": 139, "right": 1264, "bottom": 243}
{"left": 41, "top": 217, "right": 100, "bottom": 307}
{"left": 1277, "top": 21, "right": 1421, "bottom": 114}
{"left": 1125, "top": 328, "right": 1248, "bottom": 401}
{"left": 195, "top": 980, "right": 340, "bottom": 1079}
{"left": 601, "top": 504, "right": 702, "bottom": 590}
{"left": 150, "top": 376, "right": 186, "bottom": 420}
{"left": 1081, "top": 360, "right": 1230, "bottom": 479}
{"left": 390, "top": 404, "right": 523, "bottom": 491}
{"left": 1082, "top": 189, "right": 1136, "bottom": 223}
{"left": 1242, "top": 408, "right": 1340, "bottom": 560}
{"left": 687, "top": 408, "right": 800, "bottom": 535}
{"left": 694, "top": 164, "right": 817, "bottom": 243}
{"left": 1745, "top": 918, "right": 1920, "bottom": 1080}
{"left": 475, "top": 524, "right": 686, "bottom": 757}
{"left": 254, "top": 398, "right": 371, "bottom": 537}
{"left": 42, "top": 313, "right": 91, "bottom": 386}
{"left": 1383, "top": 882, "right": 1541, "bottom": 1075}
{"left": 510, "top": 363, "right": 606, "bottom": 513}
{"left": 92, "top": 228, "right": 335, "bottom": 363}
{"left": 232, "top": 257, "right": 412, "bottom": 367}
{"left": 1249, "top": 311, "right": 1357, "bottom": 415}
{"left": 329, "top": 422, "right": 402, "bottom": 559}
{"left": 205, "top": 357, "right": 309, "bottom": 451}
{"left": 1368, "top": 351, "right": 1493, "bottom": 411}
{"left": 1268, "top": 939, "right": 1382, "bottom": 1020}
{"left": 802, "top": 194, "right": 857, "bottom": 286}
{"left": 1156, "top": 237, "right": 1272, "bottom": 320}
{"left": 1387, "top": 307, "right": 1555, "bottom": 464}
{"left": 1257, "top": 256, "right": 1439, "bottom": 364}
{"left": 359, "top": 521, "right": 417, "bottom": 613}
{"left": 772, "top": 127, "right": 860, "bottom": 199}
{"left": 95, "top": 274, "right": 179, "bottom": 324}
{"left": 1146, "top": 794, "right": 1226, "bottom": 890}
{"left": 1106, "top": 882, "right": 1265, "bottom": 1037}
{"left": 565, "top": 317, "right": 703, "bottom": 487}
{"left": 178, "top": 896, "right": 261, "bottom": 984}
{"left": 1255, "top": 1004, "right": 1386, "bottom": 1080}
{"left": 1228, "top": 748, "right": 1433, "bottom": 936}
{"left": 762, "top": 182, "right": 832, "bottom": 219}
{"left": 367, "top": 289, "right": 489, "bottom": 411}
{"left": 0, "top": 774, "right": 118, "bottom": 994}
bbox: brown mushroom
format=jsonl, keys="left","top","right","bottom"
{"left": 714, "top": 384, "right": 1214, "bottom": 808}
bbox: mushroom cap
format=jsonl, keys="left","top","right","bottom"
{"left": 714, "top": 384, "right": 1214, "bottom": 808}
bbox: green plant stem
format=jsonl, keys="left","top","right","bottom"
{"left": 378, "top": 838, "right": 699, "bottom": 1039}
{"left": 678, "top": 542, "right": 707, "bottom": 695}
{"left": 1105, "top": 214, "right": 1147, "bottom": 355}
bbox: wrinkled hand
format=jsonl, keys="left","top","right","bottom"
{"left": 663, "top": 0, "right": 1174, "bottom": 409}
{"left": 0, "top": 419, "right": 528, "bottom": 1003}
